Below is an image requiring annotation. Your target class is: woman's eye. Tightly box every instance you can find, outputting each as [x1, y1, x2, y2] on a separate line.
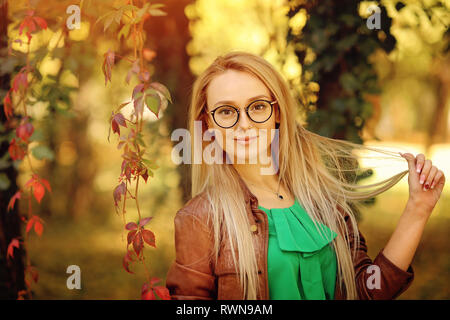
[253, 104, 266, 111]
[218, 108, 234, 116]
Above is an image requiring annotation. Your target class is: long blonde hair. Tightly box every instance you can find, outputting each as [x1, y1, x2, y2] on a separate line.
[188, 51, 408, 299]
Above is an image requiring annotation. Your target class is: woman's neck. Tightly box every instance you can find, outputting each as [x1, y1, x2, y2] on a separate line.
[232, 159, 280, 190]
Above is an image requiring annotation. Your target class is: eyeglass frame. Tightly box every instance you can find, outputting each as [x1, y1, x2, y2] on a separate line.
[206, 99, 277, 129]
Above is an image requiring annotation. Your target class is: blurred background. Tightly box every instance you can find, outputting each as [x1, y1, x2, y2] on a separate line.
[0, 0, 448, 299]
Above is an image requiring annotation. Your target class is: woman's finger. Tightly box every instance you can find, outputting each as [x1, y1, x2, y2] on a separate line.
[431, 170, 444, 189]
[424, 166, 437, 191]
[400, 152, 420, 184]
[416, 153, 426, 173]
[419, 159, 432, 185]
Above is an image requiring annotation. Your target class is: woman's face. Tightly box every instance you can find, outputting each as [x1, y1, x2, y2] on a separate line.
[205, 69, 279, 164]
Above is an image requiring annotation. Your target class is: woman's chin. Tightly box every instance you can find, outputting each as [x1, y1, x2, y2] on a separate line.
[227, 150, 269, 165]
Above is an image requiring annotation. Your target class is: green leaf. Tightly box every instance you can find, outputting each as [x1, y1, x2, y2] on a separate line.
[31, 145, 55, 161]
[150, 82, 172, 103]
[145, 90, 161, 116]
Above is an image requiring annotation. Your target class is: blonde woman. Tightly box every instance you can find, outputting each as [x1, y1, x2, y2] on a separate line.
[165, 51, 446, 300]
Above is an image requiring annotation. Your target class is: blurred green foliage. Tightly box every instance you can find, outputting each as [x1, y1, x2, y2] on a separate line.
[287, 0, 396, 144]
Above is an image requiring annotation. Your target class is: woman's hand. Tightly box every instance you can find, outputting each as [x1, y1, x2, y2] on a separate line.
[400, 152, 446, 216]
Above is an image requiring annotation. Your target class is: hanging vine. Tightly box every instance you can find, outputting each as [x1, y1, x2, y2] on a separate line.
[98, 0, 172, 300]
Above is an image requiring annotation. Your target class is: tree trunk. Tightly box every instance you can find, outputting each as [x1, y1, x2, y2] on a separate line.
[0, 0, 26, 299]
[144, 0, 194, 203]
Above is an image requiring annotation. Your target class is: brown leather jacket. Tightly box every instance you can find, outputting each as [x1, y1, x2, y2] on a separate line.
[165, 177, 415, 300]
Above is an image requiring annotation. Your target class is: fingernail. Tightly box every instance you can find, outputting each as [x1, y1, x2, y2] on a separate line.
[420, 175, 425, 184]
[425, 183, 430, 190]
[416, 165, 422, 173]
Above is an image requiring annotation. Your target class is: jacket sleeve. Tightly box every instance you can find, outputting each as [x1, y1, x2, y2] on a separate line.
[165, 209, 217, 300]
[343, 212, 415, 300]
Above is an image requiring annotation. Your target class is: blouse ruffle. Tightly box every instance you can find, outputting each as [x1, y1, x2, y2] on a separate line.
[259, 198, 338, 300]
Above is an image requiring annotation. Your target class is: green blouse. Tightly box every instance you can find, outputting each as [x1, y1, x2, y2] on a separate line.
[258, 198, 338, 300]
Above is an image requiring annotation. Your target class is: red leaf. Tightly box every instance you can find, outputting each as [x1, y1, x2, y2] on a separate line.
[113, 113, 127, 127]
[3, 91, 13, 121]
[33, 182, 45, 203]
[7, 238, 20, 260]
[8, 138, 26, 161]
[132, 231, 143, 255]
[40, 178, 51, 193]
[25, 174, 48, 204]
[124, 166, 132, 181]
[7, 191, 21, 212]
[150, 277, 161, 286]
[125, 222, 138, 231]
[122, 250, 135, 274]
[16, 121, 34, 142]
[113, 182, 126, 207]
[34, 220, 43, 237]
[139, 217, 152, 227]
[111, 113, 127, 136]
[127, 230, 137, 245]
[26, 218, 34, 234]
[142, 229, 155, 248]
[141, 283, 155, 300]
[141, 169, 149, 183]
[25, 216, 44, 236]
[111, 118, 120, 135]
[33, 16, 47, 30]
[12, 71, 28, 93]
[102, 49, 115, 85]
[153, 286, 171, 300]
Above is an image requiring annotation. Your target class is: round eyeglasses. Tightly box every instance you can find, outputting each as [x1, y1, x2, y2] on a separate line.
[207, 99, 276, 129]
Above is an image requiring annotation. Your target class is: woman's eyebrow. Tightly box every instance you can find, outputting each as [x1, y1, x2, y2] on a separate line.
[213, 94, 270, 107]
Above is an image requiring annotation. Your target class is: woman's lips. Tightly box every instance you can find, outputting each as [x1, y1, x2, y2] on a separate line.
[234, 136, 258, 145]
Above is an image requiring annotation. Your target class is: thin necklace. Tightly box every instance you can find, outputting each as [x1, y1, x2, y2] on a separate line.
[246, 179, 284, 200]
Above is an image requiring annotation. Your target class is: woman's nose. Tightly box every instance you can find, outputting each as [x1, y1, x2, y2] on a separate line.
[237, 110, 252, 130]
